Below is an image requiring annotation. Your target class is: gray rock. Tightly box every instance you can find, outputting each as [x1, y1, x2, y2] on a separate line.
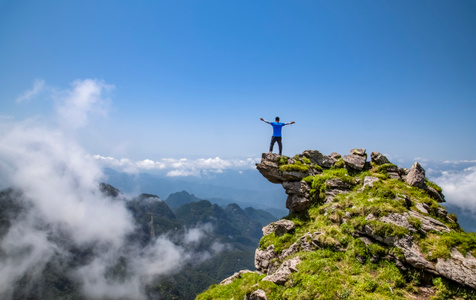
[246, 289, 267, 300]
[256, 152, 310, 186]
[343, 154, 367, 170]
[408, 211, 450, 233]
[396, 236, 437, 273]
[406, 163, 445, 201]
[329, 152, 341, 159]
[379, 213, 412, 231]
[370, 151, 391, 165]
[350, 148, 367, 156]
[286, 194, 312, 212]
[280, 242, 301, 259]
[436, 249, 476, 289]
[256, 153, 282, 184]
[262, 219, 296, 237]
[263, 257, 301, 285]
[427, 186, 445, 203]
[362, 176, 379, 189]
[299, 231, 322, 251]
[415, 203, 429, 214]
[437, 207, 448, 218]
[282, 180, 310, 198]
[406, 162, 427, 189]
[325, 178, 352, 189]
[254, 245, 277, 273]
[281, 170, 310, 182]
[324, 189, 349, 203]
[302, 150, 336, 168]
[323, 178, 352, 202]
[220, 270, 253, 285]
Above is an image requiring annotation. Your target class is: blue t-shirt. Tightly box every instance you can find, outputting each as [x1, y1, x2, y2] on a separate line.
[271, 122, 285, 137]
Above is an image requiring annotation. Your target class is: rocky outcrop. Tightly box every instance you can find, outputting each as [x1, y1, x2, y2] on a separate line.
[436, 249, 476, 289]
[262, 219, 295, 237]
[249, 149, 474, 294]
[302, 150, 335, 168]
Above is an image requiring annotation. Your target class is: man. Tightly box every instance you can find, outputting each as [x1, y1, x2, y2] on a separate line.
[260, 117, 295, 155]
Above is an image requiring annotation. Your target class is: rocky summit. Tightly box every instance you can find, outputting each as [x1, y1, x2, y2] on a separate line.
[198, 149, 476, 300]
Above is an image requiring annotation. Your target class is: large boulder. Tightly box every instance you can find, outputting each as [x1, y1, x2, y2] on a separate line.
[343, 149, 367, 170]
[302, 150, 335, 168]
[286, 195, 312, 212]
[282, 181, 312, 212]
[256, 153, 310, 183]
[282, 181, 310, 198]
[370, 151, 391, 165]
[351, 148, 367, 156]
[436, 249, 476, 289]
[406, 162, 426, 189]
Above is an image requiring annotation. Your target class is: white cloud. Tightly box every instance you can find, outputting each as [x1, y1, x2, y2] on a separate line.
[55, 79, 113, 129]
[434, 166, 476, 213]
[15, 79, 45, 103]
[93, 155, 260, 176]
[442, 159, 476, 164]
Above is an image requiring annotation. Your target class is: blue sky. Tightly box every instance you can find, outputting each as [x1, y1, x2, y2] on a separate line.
[1, 0, 475, 163]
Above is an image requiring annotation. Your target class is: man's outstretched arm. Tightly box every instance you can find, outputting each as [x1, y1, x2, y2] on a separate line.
[285, 121, 295, 125]
[260, 118, 271, 124]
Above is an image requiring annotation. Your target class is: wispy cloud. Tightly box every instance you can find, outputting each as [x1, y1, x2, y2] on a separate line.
[55, 79, 113, 129]
[93, 154, 260, 176]
[434, 166, 476, 214]
[15, 79, 45, 103]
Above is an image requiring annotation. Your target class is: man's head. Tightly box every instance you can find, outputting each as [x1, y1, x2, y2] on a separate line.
[275, 117, 280, 122]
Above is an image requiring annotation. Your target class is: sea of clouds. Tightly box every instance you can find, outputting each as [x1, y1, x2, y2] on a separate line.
[0, 79, 223, 299]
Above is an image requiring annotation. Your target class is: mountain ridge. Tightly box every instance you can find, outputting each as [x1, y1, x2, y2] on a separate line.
[0, 184, 277, 300]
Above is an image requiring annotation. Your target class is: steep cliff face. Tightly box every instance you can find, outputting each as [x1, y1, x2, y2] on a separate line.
[198, 149, 476, 300]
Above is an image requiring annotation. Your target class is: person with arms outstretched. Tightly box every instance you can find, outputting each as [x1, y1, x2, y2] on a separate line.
[260, 117, 295, 155]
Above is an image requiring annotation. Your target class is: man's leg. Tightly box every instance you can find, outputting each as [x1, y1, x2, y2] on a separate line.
[269, 136, 276, 153]
[277, 137, 282, 155]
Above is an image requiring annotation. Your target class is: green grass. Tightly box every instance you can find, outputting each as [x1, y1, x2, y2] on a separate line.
[259, 232, 296, 253]
[277, 155, 289, 165]
[279, 160, 310, 173]
[196, 272, 263, 300]
[421, 231, 476, 259]
[426, 178, 443, 193]
[368, 220, 409, 238]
